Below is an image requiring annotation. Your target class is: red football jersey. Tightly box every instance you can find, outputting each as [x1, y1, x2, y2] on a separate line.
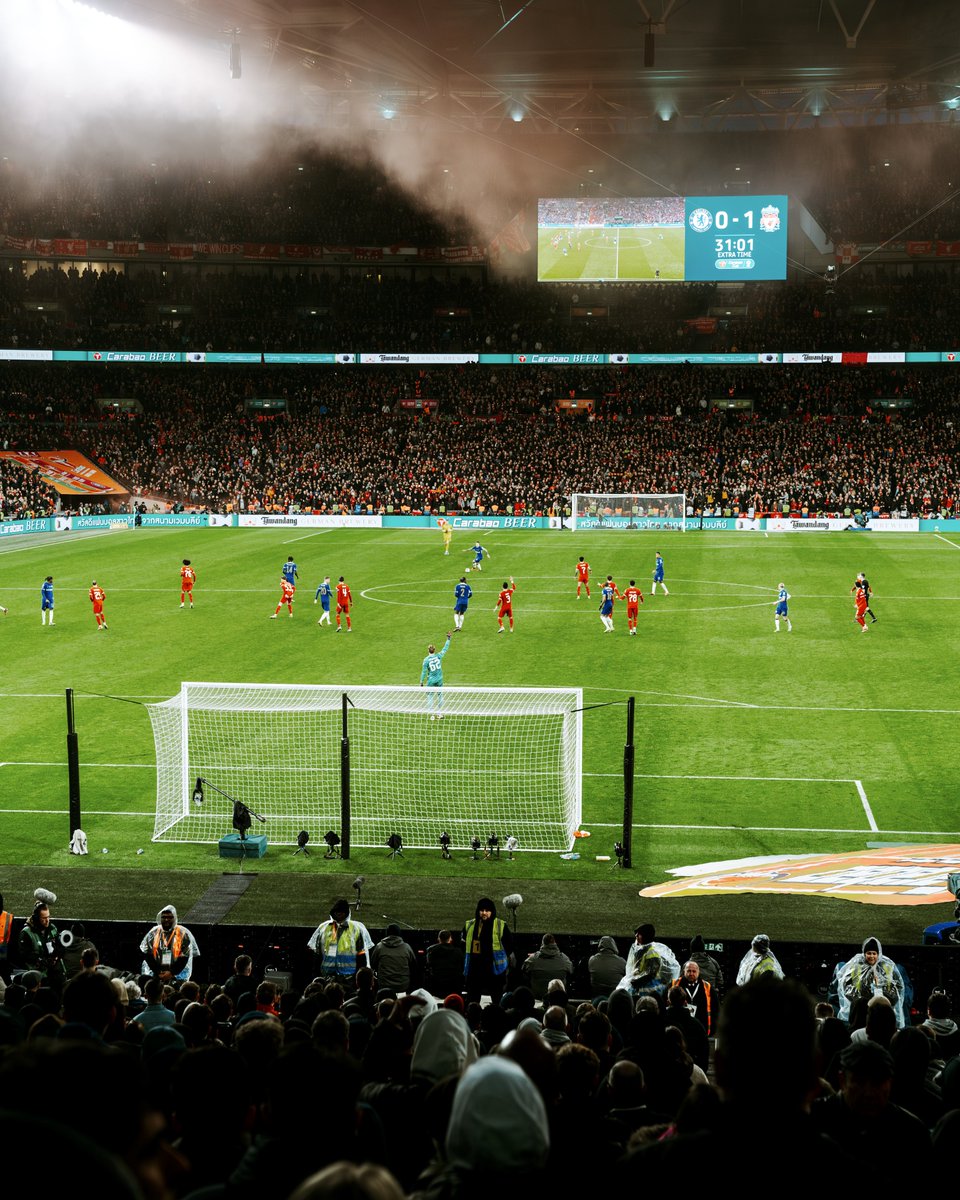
[336, 582, 352, 607]
[576, 560, 590, 581]
[181, 566, 196, 586]
[89, 585, 105, 605]
[625, 586, 643, 608]
[497, 584, 516, 609]
[281, 580, 295, 600]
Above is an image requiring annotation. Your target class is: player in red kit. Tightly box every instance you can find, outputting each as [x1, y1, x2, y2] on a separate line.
[495, 577, 516, 633]
[624, 579, 645, 635]
[271, 579, 296, 619]
[575, 556, 591, 599]
[853, 581, 869, 633]
[89, 581, 107, 629]
[336, 576, 353, 632]
[180, 559, 196, 609]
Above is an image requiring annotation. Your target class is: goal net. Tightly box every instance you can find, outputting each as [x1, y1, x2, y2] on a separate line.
[569, 493, 686, 532]
[146, 683, 583, 853]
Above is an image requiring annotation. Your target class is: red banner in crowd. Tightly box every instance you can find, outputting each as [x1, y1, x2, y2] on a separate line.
[2, 232, 487, 264]
[0, 450, 127, 495]
[243, 243, 281, 259]
[685, 317, 718, 333]
[906, 240, 933, 255]
[195, 243, 244, 256]
[937, 240, 960, 256]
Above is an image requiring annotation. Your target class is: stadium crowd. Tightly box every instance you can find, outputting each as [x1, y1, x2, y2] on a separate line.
[6, 267, 960, 356]
[0, 914, 956, 1197]
[1, 365, 957, 520]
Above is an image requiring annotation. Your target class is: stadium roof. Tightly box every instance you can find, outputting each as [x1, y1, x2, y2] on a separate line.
[93, 0, 960, 133]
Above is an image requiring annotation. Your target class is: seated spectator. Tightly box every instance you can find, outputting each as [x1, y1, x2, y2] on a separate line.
[588, 935, 627, 995]
[521, 934, 573, 1001]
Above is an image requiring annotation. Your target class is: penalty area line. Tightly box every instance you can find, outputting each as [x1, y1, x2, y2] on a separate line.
[587, 819, 960, 837]
[935, 533, 960, 550]
[856, 779, 879, 832]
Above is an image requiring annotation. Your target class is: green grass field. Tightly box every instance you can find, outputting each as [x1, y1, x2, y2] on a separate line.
[537, 226, 685, 281]
[1, 524, 957, 911]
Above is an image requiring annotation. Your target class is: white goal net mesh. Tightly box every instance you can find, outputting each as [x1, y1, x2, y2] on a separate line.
[146, 683, 583, 853]
[570, 493, 686, 531]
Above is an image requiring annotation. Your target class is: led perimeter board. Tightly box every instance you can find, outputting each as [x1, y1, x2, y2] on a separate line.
[537, 195, 788, 283]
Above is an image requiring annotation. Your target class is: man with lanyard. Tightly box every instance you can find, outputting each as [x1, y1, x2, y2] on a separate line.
[307, 898, 373, 990]
[677, 959, 714, 1035]
[140, 904, 200, 982]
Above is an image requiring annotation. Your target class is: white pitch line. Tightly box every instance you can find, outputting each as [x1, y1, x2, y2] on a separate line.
[282, 530, 334, 544]
[935, 533, 960, 550]
[0, 809, 150, 817]
[855, 779, 879, 832]
[0, 761, 153, 768]
[585, 771, 859, 782]
[587, 820, 960, 836]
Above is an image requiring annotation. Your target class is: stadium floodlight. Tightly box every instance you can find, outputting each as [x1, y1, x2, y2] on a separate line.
[323, 830, 341, 858]
[439, 832, 452, 860]
[386, 833, 404, 859]
[146, 683, 582, 852]
[569, 493, 686, 532]
[294, 830, 310, 857]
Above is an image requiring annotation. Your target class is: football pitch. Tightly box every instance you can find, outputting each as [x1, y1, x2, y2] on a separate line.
[537, 226, 684, 281]
[1, 524, 957, 915]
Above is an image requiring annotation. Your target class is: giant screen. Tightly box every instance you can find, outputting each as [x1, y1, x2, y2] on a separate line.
[537, 195, 788, 282]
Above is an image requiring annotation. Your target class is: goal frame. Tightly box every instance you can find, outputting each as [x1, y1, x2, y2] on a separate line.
[146, 682, 583, 854]
[569, 492, 686, 532]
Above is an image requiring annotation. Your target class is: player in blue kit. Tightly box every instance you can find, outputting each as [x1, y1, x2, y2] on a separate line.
[41, 576, 55, 626]
[281, 556, 298, 585]
[468, 543, 490, 572]
[453, 576, 473, 630]
[599, 580, 617, 632]
[315, 575, 332, 626]
[420, 632, 453, 719]
[774, 582, 792, 632]
[652, 551, 669, 595]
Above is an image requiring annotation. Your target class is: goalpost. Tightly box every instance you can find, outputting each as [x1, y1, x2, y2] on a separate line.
[146, 683, 583, 853]
[569, 493, 687, 532]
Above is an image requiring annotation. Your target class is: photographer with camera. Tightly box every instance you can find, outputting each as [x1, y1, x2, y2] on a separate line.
[18, 900, 66, 993]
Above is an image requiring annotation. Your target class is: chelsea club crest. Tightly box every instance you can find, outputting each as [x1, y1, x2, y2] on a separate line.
[688, 207, 713, 233]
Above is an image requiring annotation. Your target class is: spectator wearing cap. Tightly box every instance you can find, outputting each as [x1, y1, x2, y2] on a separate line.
[812, 1039, 931, 1166]
[521, 934, 573, 1002]
[371, 924, 418, 994]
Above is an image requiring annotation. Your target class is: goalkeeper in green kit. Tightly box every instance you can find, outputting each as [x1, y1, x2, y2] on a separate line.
[420, 632, 453, 720]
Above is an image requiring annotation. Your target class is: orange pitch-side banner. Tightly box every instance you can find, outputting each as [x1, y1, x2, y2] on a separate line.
[0, 450, 127, 495]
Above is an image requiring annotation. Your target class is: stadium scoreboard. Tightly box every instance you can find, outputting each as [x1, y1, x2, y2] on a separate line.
[537, 194, 788, 283]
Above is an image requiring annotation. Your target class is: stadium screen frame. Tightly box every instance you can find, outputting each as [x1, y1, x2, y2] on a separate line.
[536, 195, 788, 283]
